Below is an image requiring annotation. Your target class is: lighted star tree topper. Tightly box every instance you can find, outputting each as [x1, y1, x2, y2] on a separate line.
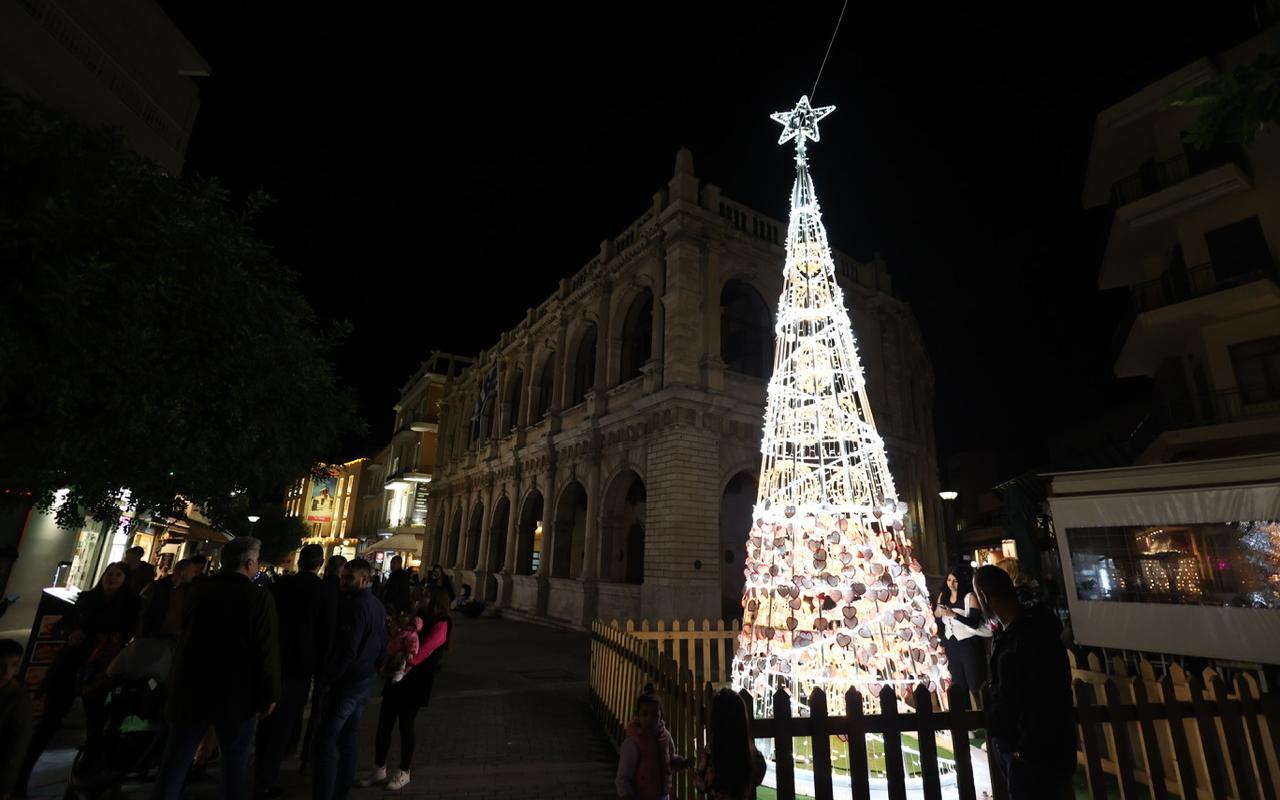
[732, 97, 950, 716]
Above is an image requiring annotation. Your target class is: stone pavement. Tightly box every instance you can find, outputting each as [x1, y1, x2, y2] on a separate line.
[27, 615, 618, 799]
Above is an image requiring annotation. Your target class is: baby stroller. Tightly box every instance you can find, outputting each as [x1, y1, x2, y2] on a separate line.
[64, 635, 173, 800]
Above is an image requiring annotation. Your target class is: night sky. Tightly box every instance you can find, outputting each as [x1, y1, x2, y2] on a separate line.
[163, 2, 1266, 476]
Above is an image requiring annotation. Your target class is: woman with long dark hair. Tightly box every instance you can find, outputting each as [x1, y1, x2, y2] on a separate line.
[934, 568, 990, 705]
[356, 584, 453, 791]
[693, 689, 766, 799]
[15, 562, 140, 792]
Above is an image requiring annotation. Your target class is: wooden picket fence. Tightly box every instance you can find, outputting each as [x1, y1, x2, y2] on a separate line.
[1066, 651, 1280, 800]
[590, 619, 1280, 800]
[610, 618, 740, 690]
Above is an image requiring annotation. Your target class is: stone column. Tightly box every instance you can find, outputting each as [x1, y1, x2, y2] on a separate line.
[642, 405, 721, 622]
[645, 253, 666, 394]
[473, 478, 496, 601]
[518, 345, 535, 429]
[500, 477, 522, 607]
[700, 240, 727, 391]
[660, 232, 705, 388]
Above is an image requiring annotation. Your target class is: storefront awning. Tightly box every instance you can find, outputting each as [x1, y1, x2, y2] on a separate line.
[156, 516, 233, 544]
[361, 532, 422, 556]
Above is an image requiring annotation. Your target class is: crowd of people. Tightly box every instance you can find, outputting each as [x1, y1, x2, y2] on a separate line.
[0, 536, 1078, 800]
[1, 542, 454, 800]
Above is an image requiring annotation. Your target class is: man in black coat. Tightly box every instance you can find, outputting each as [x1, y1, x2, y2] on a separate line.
[311, 558, 388, 800]
[974, 564, 1076, 799]
[254, 544, 334, 797]
[151, 537, 280, 800]
[300, 553, 348, 769]
[379, 555, 413, 613]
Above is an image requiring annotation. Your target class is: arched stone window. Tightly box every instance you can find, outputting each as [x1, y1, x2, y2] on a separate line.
[464, 502, 484, 569]
[569, 325, 597, 407]
[720, 280, 773, 379]
[552, 482, 588, 579]
[516, 491, 544, 574]
[602, 470, 646, 584]
[488, 496, 511, 572]
[719, 471, 758, 622]
[617, 291, 653, 385]
[503, 368, 524, 433]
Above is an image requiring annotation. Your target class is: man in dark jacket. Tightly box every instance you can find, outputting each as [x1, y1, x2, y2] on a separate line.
[138, 557, 201, 636]
[974, 564, 1076, 799]
[152, 537, 280, 800]
[312, 557, 388, 800]
[254, 544, 334, 797]
[379, 555, 413, 613]
[300, 553, 349, 769]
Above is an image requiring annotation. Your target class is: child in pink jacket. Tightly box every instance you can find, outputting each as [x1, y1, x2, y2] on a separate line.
[385, 610, 421, 683]
[616, 684, 687, 800]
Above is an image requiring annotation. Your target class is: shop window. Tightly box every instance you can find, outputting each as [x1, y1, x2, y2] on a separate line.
[1066, 521, 1280, 608]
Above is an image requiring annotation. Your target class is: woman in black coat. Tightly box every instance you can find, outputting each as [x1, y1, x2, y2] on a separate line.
[16, 562, 140, 792]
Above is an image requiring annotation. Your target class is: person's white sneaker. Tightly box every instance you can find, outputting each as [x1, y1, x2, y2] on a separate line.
[386, 769, 411, 790]
[356, 766, 387, 787]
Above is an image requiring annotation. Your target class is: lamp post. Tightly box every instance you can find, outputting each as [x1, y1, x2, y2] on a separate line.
[247, 515, 260, 538]
[938, 491, 958, 569]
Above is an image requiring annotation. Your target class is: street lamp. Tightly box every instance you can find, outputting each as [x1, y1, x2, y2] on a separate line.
[938, 491, 959, 568]
[247, 515, 260, 537]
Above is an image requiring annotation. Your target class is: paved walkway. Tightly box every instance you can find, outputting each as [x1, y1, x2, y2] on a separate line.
[27, 615, 618, 799]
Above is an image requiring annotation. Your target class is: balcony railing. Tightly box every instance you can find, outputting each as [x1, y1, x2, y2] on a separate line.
[1109, 147, 1248, 208]
[1155, 385, 1280, 430]
[1130, 262, 1277, 312]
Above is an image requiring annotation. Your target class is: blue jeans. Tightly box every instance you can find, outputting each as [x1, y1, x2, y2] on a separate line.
[311, 675, 373, 800]
[151, 716, 256, 800]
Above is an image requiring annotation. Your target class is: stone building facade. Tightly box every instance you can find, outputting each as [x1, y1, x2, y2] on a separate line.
[427, 149, 943, 627]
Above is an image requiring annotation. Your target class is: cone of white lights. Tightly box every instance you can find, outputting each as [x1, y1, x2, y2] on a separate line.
[732, 97, 949, 718]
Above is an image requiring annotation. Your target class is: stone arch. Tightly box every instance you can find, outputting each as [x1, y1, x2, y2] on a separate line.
[567, 324, 597, 407]
[533, 351, 556, 420]
[615, 290, 653, 386]
[516, 489, 545, 574]
[428, 508, 447, 565]
[551, 480, 588, 579]
[445, 504, 464, 568]
[719, 470, 758, 623]
[720, 279, 773, 379]
[488, 494, 511, 572]
[464, 500, 484, 569]
[600, 468, 646, 584]
[502, 366, 524, 433]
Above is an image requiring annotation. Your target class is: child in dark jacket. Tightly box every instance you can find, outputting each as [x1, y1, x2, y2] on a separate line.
[615, 684, 687, 800]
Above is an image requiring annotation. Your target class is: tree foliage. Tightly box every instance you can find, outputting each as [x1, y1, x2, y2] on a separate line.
[0, 92, 364, 531]
[1177, 48, 1280, 149]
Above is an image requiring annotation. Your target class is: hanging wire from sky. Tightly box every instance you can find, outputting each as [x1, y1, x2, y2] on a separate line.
[811, 0, 851, 103]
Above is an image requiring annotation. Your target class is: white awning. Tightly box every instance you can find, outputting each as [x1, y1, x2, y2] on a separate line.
[361, 532, 422, 556]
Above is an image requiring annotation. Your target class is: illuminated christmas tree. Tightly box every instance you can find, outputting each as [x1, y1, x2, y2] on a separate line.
[732, 97, 948, 715]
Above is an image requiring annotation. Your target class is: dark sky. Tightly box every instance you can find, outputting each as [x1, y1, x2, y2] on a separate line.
[163, 1, 1266, 475]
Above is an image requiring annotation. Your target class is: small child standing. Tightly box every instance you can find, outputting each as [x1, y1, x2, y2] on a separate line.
[615, 684, 686, 800]
[385, 610, 422, 683]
